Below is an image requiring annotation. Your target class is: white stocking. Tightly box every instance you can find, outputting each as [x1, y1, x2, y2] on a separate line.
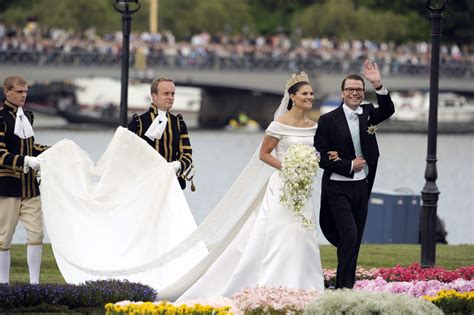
[27, 245, 42, 284]
[0, 250, 11, 284]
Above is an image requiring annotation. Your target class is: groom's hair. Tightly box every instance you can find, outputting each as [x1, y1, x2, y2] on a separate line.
[341, 74, 365, 90]
[150, 77, 175, 94]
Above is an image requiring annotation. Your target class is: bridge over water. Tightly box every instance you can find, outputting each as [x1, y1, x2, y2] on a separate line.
[3, 65, 473, 127]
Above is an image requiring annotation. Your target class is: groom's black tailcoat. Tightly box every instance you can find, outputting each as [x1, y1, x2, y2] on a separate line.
[314, 93, 394, 287]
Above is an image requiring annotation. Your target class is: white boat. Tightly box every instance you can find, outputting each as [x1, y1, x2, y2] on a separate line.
[319, 91, 474, 133]
[57, 77, 201, 127]
[390, 91, 474, 123]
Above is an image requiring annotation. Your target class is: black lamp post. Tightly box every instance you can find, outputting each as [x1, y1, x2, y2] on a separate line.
[421, 0, 448, 267]
[114, 0, 141, 127]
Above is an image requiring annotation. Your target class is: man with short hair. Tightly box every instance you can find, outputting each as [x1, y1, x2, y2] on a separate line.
[315, 60, 395, 289]
[128, 77, 194, 190]
[0, 75, 48, 284]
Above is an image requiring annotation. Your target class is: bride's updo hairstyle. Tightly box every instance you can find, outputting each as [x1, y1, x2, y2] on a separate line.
[287, 81, 310, 110]
[285, 71, 310, 110]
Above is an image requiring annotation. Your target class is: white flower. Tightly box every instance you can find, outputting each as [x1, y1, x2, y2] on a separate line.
[279, 143, 320, 230]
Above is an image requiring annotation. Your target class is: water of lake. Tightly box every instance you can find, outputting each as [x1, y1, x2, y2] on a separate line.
[11, 122, 473, 245]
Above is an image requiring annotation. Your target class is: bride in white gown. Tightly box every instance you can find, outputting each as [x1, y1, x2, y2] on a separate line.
[176, 73, 324, 300]
[37, 72, 330, 300]
[179, 72, 326, 300]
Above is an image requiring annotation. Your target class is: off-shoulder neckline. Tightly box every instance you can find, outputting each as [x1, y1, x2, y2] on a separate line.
[272, 121, 317, 129]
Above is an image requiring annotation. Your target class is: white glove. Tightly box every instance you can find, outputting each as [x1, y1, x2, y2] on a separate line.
[24, 156, 41, 173]
[168, 161, 181, 173]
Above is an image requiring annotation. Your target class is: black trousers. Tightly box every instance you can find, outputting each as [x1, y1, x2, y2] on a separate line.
[326, 179, 368, 289]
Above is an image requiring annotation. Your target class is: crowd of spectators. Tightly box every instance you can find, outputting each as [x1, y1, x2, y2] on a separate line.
[0, 22, 472, 77]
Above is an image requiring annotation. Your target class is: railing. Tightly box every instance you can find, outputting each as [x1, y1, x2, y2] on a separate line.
[0, 50, 472, 78]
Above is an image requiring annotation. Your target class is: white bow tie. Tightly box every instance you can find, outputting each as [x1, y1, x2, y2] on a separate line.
[14, 106, 35, 139]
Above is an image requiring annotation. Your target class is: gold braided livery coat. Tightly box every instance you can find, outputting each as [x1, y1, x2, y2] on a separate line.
[0, 101, 49, 198]
[128, 103, 193, 190]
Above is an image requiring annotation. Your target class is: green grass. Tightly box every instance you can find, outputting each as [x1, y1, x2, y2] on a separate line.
[8, 244, 474, 283]
[10, 244, 65, 284]
[321, 244, 474, 270]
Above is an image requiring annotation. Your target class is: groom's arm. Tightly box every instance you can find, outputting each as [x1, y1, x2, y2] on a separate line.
[369, 93, 395, 125]
[315, 115, 353, 177]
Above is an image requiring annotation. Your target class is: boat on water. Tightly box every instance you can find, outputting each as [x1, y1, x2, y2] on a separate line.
[55, 77, 202, 128]
[319, 91, 474, 133]
[0, 80, 76, 115]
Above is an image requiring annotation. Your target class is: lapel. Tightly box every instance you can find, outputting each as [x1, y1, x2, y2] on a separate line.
[332, 106, 354, 151]
[359, 105, 369, 152]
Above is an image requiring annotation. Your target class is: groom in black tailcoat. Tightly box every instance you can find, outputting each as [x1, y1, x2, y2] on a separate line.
[314, 60, 395, 289]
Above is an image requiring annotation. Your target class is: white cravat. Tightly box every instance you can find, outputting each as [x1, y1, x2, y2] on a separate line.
[145, 109, 168, 141]
[14, 106, 35, 139]
[349, 106, 363, 119]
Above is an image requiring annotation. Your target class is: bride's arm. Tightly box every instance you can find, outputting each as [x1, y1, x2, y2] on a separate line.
[259, 135, 281, 170]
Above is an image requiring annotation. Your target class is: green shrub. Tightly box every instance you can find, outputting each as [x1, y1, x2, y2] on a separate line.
[304, 289, 443, 315]
[0, 280, 157, 313]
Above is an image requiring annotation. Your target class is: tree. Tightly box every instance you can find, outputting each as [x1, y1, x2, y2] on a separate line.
[0, 0, 119, 34]
[294, 0, 426, 43]
[0, 0, 471, 44]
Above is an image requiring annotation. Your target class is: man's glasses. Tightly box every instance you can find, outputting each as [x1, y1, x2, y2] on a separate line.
[344, 88, 365, 94]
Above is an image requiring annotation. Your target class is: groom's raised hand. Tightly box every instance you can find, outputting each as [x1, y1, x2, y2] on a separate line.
[362, 59, 383, 90]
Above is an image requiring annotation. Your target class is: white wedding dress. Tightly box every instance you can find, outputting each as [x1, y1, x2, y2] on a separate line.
[37, 123, 324, 300]
[38, 127, 208, 291]
[178, 121, 324, 300]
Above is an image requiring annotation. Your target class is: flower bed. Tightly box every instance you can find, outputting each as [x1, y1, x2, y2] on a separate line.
[323, 263, 474, 287]
[233, 286, 319, 314]
[324, 266, 378, 287]
[423, 289, 474, 314]
[0, 280, 156, 313]
[376, 263, 474, 282]
[305, 289, 442, 315]
[355, 277, 474, 298]
[105, 300, 233, 315]
[3, 264, 471, 314]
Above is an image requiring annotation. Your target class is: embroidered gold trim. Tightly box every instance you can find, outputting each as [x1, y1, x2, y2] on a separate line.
[0, 169, 21, 178]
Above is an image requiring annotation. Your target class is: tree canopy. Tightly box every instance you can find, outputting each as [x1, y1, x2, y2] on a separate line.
[0, 0, 471, 44]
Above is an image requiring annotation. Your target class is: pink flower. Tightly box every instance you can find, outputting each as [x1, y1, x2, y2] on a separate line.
[232, 286, 320, 313]
[355, 277, 474, 298]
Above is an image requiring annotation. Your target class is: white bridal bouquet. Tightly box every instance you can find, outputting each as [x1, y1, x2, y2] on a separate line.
[279, 143, 320, 230]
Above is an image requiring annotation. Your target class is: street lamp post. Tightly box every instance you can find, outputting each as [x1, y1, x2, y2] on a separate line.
[421, 0, 448, 267]
[114, 0, 141, 127]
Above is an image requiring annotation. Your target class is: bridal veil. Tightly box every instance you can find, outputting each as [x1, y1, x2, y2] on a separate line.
[39, 84, 297, 300]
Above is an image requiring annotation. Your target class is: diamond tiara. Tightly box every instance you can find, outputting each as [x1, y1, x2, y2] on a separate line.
[285, 71, 309, 90]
